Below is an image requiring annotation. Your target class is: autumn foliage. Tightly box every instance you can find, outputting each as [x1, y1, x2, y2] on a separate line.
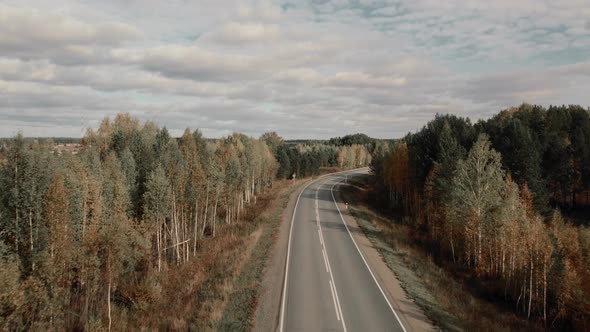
[0, 114, 279, 330]
[371, 105, 590, 329]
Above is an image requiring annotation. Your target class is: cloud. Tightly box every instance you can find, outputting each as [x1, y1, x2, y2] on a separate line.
[326, 71, 407, 89]
[274, 68, 321, 84]
[237, 1, 283, 21]
[207, 22, 280, 44]
[0, 0, 589, 138]
[0, 4, 140, 64]
[454, 62, 590, 107]
[111, 45, 264, 82]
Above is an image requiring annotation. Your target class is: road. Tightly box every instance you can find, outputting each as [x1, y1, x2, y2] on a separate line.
[279, 170, 406, 332]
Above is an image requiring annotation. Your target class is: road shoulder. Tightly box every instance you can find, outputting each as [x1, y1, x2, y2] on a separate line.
[334, 182, 436, 332]
[252, 178, 311, 332]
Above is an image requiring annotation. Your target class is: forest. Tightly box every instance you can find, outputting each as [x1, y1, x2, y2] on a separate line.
[0, 114, 372, 330]
[370, 104, 590, 329]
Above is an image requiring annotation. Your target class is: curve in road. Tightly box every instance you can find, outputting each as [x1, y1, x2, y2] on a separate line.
[279, 170, 406, 332]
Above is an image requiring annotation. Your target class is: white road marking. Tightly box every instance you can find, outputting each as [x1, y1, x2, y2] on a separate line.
[316, 185, 347, 332]
[330, 175, 408, 332]
[332, 277, 345, 327]
[322, 248, 329, 272]
[329, 280, 340, 321]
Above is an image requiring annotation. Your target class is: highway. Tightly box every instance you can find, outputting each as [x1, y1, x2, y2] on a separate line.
[279, 170, 406, 332]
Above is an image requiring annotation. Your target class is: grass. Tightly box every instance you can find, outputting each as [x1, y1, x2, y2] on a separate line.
[340, 174, 540, 332]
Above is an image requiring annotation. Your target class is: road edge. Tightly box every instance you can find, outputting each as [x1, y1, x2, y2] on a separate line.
[251, 178, 310, 332]
[332, 174, 436, 332]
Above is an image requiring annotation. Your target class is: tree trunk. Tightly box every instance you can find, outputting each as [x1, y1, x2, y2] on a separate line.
[82, 198, 87, 239]
[212, 189, 219, 237]
[201, 182, 210, 237]
[173, 191, 180, 265]
[528, 257, 533, 318]
[163, 223, 167, 263]
[193, 199, 198, 256]
[573, 190, 576, 209]
[107, 251, 112, 332]
[14, 160, 19, 255]
[225, 198, 229, 225]
[477, 219, 482, 269]
[15, 208, 19, 255]
[29, 210, 35, 271]
[543, 261, 547, 323]
[157, 227, 161, 272]
[237, 194, 241, 223]
[182, 208, 188, 263]
[450, 227, 456, 264]
[502, 246, 506, 276]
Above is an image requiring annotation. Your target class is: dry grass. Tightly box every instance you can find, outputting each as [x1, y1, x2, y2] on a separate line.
[216, 179, 308, 331]
[117, 179, 303, 331]
[209, 228, 263, 325]
[341, 175, 542, 332]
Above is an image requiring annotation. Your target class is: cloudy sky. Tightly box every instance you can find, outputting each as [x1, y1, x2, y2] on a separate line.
[0, 0, 589, 138]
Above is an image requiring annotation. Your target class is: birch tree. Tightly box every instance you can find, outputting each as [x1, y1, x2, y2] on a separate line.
[447, 134, 504, 270]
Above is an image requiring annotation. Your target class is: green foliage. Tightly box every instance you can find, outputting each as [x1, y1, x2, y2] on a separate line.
[143, 166, 171, 229]
[328, 133, 373, 146]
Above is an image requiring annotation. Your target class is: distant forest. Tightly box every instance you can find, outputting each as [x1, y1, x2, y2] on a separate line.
[370, 104, 590, 329]
[0, 137, 81, 145]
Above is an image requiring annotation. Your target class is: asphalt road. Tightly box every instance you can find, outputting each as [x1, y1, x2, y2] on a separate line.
[280, 170, 406, 332]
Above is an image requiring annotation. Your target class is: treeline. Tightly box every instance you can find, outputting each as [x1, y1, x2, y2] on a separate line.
[262, 132, 373, 179]
[0, 113, 277, 330]
[0, 137, 81, 145]
[328, 133, 375, 146]
[371, 104, 590, 329]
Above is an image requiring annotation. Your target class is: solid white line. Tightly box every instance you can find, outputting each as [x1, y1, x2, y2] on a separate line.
[279, 168, 366, 332]
[322, 248, 329, 272]
[329, 280, 340, 321]
[329, 175, 408, 332]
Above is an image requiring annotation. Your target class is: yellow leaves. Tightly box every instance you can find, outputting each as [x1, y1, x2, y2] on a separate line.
[336, 144, 371, 169]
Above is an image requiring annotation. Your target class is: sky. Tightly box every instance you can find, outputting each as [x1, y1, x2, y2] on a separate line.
[0, 0, 589, 139]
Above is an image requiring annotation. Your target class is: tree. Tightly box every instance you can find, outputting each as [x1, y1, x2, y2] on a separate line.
[260, 131, 283, 155]
[143, 166, 171, 271]
[44, 173, 73, 328]
[447, 134, 505, 269]
[483, 111, 548, 211]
